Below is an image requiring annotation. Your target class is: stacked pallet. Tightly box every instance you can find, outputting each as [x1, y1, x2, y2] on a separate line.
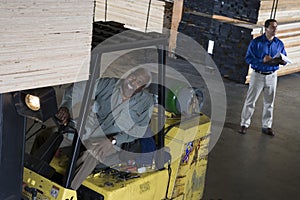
[184, 0, 300, 25]
[184, 0, 261, 24]
[0, 0, 94, 93]
[183, 0, 214, 15]
[94, 0, 167, 33]
[178, 13, 258, 83]
[178, 0, 300, 83]
[258, 0, 300, 25]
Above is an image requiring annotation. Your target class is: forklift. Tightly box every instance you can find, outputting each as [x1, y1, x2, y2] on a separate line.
[19, 21, 211, 200]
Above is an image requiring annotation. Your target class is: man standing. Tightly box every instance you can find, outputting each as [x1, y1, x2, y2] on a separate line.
[239, 19, 287, 136]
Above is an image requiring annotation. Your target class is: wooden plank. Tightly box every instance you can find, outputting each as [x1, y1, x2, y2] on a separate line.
[257, 10, 300, 24]
[260, 0, 300, 10]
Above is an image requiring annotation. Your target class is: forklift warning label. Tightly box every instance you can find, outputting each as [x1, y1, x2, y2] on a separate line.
[140, 181, 150, 193]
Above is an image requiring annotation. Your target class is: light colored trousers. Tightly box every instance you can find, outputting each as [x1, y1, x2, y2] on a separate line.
[240, 71, 277, 128]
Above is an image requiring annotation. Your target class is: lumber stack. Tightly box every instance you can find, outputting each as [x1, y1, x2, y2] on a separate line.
[0, 0, 94, 93]
[178, 0, 300, 83]
[94, 0, 167, 33]
[184, 0, 300, 25]
[258, 0, 300, 25]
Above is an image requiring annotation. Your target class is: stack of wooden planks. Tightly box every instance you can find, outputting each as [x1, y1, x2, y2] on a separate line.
[258, 0, 300, 25]
[94, 0, 167, 33]
[0, 0, 94, 93]
[177, 0, 300, 83]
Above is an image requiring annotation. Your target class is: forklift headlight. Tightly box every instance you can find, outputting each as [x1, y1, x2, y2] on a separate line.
[13, 87, 58, 122]
[25, 94, 40, 111]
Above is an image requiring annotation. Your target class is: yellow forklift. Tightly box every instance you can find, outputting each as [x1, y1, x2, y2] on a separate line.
[19, 21, 211, 200]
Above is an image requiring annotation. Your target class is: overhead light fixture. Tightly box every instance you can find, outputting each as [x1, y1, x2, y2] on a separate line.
[13, 87, 58, 123]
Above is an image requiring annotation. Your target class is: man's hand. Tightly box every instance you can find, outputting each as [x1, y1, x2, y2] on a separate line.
[55, 107, 70, 126]
[263, 55, 273, 63]
[84, 138, 117, 162]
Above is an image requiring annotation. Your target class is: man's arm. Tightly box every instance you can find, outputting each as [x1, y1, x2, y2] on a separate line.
[56, 81, 87, 125]
[245, 40, 265, 66]
[55, 84, 73, 125]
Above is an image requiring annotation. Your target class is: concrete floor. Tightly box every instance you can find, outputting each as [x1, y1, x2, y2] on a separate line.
[202, 72, 300, 200]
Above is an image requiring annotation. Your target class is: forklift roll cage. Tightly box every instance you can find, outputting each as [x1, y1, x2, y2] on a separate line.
[63, 22, 169, 189]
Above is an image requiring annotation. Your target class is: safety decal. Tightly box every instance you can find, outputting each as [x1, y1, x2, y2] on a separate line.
[182, 142, 193, 163]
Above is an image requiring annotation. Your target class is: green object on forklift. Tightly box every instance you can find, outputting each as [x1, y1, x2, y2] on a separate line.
[165, 82, 188, 115]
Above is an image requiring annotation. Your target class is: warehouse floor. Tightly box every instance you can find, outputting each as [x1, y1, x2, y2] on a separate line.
[202, 72, 300, 200]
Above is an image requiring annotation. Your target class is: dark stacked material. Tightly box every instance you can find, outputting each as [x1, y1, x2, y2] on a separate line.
[178, 13, 253, 83]
[183, 0, 214, 15]
[179, 0, 300, 83]
[92, 21, 128, 49]
[180, 0, 262, 83]
[213, 0, 260, 24]
[184, 0, 261, 24]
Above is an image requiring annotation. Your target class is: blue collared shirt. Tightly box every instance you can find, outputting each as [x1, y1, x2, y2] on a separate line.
[245, 33, 287, 72]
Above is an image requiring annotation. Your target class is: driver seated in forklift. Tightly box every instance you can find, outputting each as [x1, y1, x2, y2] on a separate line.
[31, 67, 157, 190]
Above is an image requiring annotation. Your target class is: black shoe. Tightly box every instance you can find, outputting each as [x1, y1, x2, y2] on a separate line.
[239, 126, 247, 134]
[262, 128, 275, 136]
